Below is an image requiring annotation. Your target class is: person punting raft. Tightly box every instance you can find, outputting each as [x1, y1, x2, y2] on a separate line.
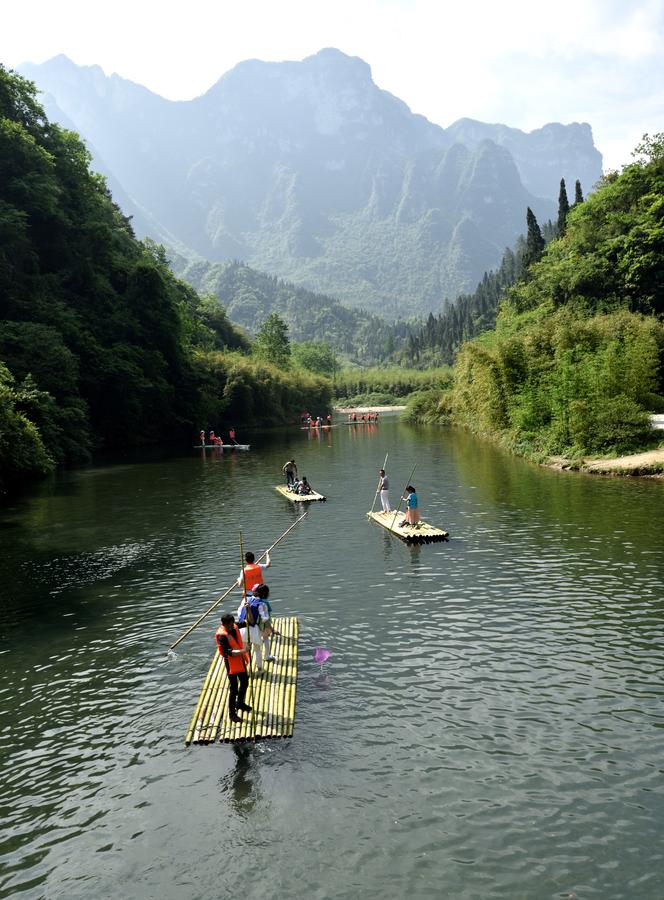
[366, 470, 449, 543]
[236, 549, 271, 594]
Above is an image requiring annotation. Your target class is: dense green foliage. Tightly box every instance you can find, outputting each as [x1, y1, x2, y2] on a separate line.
[176, 259, 407, 363]
[334, 367, 452, 406]
[408, 137, 664, 459]
[195, 351, 330, 429]
[0, 67, 330, 494]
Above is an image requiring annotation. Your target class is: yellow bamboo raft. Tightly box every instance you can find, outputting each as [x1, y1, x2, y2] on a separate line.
[185, 616, 299, 746]
[366, 510, 449, 543]
[275, 485, 326, 502]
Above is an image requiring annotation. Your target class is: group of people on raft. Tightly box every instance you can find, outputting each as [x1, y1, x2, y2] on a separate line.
[281, 459, 315, 495]
[301, 413, 332, 428]
[347, 412, 380, 423]
[198, 428, 239, 447]
[215, 549, 276, 723]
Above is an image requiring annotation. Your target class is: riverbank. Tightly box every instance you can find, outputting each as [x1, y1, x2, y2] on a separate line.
[548, 448, 664, 478]
[333, 404, 406, 416]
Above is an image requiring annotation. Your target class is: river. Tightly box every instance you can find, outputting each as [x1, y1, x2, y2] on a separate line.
[1, 419, 663, 899]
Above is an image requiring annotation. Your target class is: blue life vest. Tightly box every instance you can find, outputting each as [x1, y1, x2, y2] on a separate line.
[238, 594, 272, 625]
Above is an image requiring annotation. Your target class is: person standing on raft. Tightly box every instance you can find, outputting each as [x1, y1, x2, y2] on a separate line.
[229, 427, 237, 445]
[236, 584, 276, 670]
[215, 613, 251, 723]
[378, 468, 391, 512]
[282, 459, 297, 487]
[237, 550, 271, 594]
[399, 485, 420, 528]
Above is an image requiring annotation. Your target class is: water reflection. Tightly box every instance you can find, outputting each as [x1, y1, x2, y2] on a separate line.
[218, 745, 261, 817]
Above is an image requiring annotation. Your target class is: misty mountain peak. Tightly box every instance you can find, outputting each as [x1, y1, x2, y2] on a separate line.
[19, 51, 603, 316]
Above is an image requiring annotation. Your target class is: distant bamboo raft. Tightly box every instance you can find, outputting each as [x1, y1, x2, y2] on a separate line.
[275, 485, 326, 502]
[366, 511, 449, 543]
[185, 616, 299, 746]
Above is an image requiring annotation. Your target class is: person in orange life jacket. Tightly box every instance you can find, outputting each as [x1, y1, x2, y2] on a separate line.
[229, 427, 237, 444]
[216, 613, 251, 723]
[236, 584, 275, 670]
[326, 414, 332, 425]
[236, 550, 271, 594]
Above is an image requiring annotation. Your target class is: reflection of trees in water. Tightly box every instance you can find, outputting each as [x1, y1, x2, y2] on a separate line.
[218, 745, 261, 816]
[451, 426, 658, 543]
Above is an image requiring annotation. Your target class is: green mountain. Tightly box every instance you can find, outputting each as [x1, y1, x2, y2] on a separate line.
[19, 50, 602, 318]
[176, 257, 401, 363]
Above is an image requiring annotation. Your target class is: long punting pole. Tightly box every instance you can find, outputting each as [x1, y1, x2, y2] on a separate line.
[370, 452, 389, 514]
[239, 530, 257, 741]
[390, 463, 418, 532]
[168, 512, 307, 652]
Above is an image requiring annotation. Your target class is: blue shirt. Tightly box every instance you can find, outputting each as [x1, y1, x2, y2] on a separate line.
[407, 491, 418, 509]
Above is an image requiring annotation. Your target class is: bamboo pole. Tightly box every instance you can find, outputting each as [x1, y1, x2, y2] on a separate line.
[185, 653, 219, 746]
[285, 617, 298, 737]
[390, 463, 418, 532]
[168, 512, 307, 652]
[192, 655, 222, 743]
[370, 452, 389, 514]
[263, 619, 280, 738]
[239, 530, 257, 742]
[208, 670, 229, 743]
[203, 658, 228, 743]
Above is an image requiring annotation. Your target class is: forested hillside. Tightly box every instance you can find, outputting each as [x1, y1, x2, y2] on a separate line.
[407, 137, 664, 460]
[177, 258, 405, 363]
[0, 66, 330, 493]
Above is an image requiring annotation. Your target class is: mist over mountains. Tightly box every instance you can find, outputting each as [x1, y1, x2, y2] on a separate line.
[19, 49, 603, 318]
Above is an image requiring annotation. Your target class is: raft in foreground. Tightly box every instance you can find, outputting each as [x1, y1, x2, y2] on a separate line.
[185, 616, 298, 746]
[275, 485, 327, 502]
[366, 510, 449, 543]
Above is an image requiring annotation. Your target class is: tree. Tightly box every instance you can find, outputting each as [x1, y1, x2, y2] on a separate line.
[291, 341, 337, 377]
[253, 312, 291, 368]
[574, 180, 584, 206]
[557, 178, 570, 236]
[523, 207, 545, 271]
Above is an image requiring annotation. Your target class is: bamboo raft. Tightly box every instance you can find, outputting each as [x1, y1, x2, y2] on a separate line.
[275, 485, 327, 502]
[185, 616, 298, 746]
[366, 510, 449, 543]
[194, 444, 250, 450]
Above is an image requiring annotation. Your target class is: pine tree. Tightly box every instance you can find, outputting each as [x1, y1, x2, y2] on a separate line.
[574, 180, 584, 205]
[524, 207, 545, 271]
[557, 178, 570, 236]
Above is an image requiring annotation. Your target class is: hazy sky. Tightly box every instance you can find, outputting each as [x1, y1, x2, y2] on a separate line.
[2, 0, 663, 170]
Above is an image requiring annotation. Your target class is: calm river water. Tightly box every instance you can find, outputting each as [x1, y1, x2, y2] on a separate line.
[1, 419, 663, 900]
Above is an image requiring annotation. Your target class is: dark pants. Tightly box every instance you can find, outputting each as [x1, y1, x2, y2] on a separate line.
[228, 671, 248, 714]
[285, 471, 294, 486]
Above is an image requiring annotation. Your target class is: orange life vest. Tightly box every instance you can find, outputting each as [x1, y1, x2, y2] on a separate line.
[216, 624, 246, 674]
[243, 562, 264, 592]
